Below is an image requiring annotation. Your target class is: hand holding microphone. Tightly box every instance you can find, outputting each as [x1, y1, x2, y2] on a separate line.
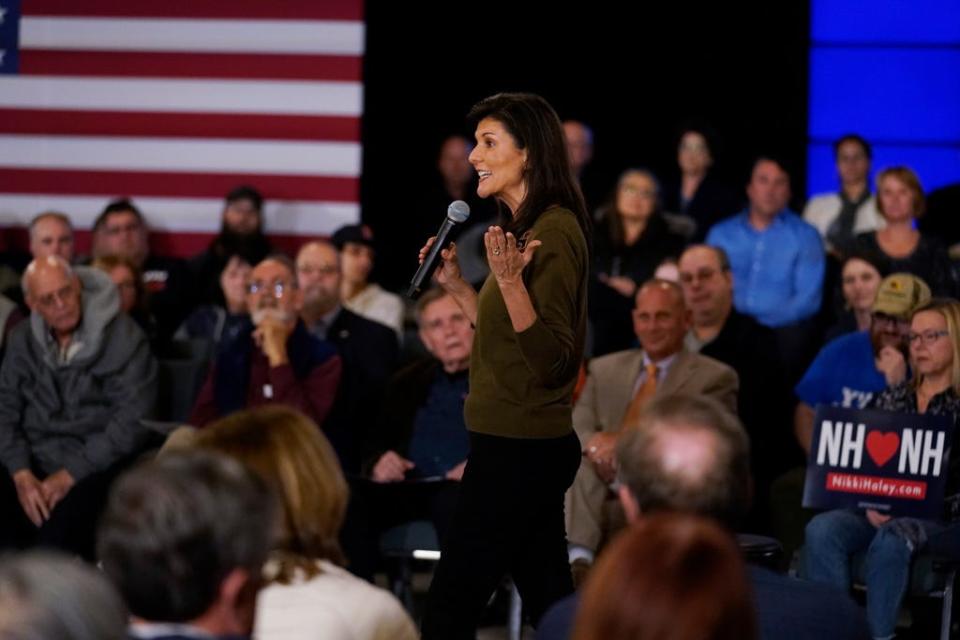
[408, 200, 471, 299]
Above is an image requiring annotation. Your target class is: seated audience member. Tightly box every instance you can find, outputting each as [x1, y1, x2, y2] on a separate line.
[853, 166, 956, 296]
[0, 551, 128, 640]
[572, 513, 757, 640]
[296, 240, 398, 473]
[189, 256, 340, 428]
[0, 257, 157, 559]
[706, 156, 825, 384]
[707, 157, 825, 329]
[567, 280, 738, 577]
[189, 185, 272, 307]
[678, 245, 795, 527]
[92, 254, 156, 340]
[794, 273, 930, 455]
[562, 120, 604, 212]
[29, 211, 75, 262]
[401, 134, 496, 292]
[804, 298, 960, 640]
[662, 125, 742, 241]
[824, 251, 885, 343]
[538, 395, 870, 640]
[2, 210, 76, 309]
[803, 134, 883, 255]
[589, 169, 686, 356]
[333, 224, 405, 339]
[350, 288, 474, 577]
[176, 253, 253, 352]
[98, 450, 275, 640]
[193, 406, 419, 640]
[91, 198, 191, 341]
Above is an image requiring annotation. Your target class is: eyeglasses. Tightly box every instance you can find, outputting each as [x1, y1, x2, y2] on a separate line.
[908, 330, 949, 346]
[246, 279, 296, 298]
[34, 284, 77, 309]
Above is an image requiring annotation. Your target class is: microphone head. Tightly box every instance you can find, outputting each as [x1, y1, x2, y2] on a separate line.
[446, 200, 471, 224]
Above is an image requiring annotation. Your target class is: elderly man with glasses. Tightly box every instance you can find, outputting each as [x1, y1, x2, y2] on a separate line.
[189, 255, 341, 428]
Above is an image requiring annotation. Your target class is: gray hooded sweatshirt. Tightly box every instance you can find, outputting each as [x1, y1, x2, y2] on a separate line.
[0, 267, 157, 481]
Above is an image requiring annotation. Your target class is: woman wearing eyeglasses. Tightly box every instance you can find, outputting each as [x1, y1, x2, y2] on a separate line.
[589, 168, 686, 356]
[804, 298, 960, 639]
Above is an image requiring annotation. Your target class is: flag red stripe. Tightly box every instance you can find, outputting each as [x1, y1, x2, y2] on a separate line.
[19, 50, 363, 82]
[2, 227, 326, 259]
[21, 0, 363, 21]
[0, 109, 361, 142]
[0, 168, 359, 201]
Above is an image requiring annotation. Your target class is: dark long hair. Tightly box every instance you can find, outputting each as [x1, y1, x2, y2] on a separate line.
[467, 93, 591, 243]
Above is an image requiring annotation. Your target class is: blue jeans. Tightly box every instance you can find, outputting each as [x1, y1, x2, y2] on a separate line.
[802, 509, 942, 639]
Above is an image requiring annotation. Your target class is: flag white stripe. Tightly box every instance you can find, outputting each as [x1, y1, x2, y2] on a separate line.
[0, 77, 363, 116]
[20, 17, 366, 55]
[0, 135, 362, 176]
[0, 195, 359, 235]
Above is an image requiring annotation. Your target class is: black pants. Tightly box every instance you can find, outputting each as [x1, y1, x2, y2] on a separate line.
[341, 475, 461, 581]
[421, 431, 581, 639]
[0, 464, 127, 561]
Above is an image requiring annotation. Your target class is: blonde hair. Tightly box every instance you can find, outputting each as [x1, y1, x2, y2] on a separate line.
[911, 298, 960, 393]
[876, 166, 926, 219]
[192, 405, 348, 583]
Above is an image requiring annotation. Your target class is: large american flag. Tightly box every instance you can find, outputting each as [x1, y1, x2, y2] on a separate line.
[0, 0, 364, 257]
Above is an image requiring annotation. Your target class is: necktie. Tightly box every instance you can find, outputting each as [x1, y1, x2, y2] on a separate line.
[621, 363, 658, 430]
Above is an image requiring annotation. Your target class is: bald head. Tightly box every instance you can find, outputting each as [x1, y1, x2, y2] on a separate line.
[23, 256, 83, 340]
[296, 241, 341, 318]
[632, 279, 689, 361]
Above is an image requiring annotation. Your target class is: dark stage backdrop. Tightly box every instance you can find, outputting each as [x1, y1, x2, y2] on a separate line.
[361, 3, 810, 290]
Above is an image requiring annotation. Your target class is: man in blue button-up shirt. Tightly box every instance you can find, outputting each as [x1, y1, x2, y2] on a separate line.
[706, 158, 824, 329]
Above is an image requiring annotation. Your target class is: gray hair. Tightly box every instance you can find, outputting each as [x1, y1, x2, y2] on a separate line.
[97, 450, 276, 623]
[0, 551, 128, 640]
[616, 394, 752, 529]
[27, 211, 73, 243]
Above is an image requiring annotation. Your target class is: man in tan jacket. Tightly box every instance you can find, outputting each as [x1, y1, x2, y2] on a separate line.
[567, 279, 738, 577]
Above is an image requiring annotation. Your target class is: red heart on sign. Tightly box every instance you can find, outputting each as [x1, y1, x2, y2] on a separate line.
[866, 431, 900, 468]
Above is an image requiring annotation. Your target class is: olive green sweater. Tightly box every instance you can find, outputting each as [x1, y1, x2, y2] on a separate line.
[465, 207, 588, 439]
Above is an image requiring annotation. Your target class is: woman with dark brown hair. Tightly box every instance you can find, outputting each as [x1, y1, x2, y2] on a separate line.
[573, 512, 757, 640]
[193, 405, 417, 640]
[590, 168, 686, 355]
[417, 92, 591, 638]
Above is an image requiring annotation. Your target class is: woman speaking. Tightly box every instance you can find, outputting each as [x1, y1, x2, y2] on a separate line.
[418, 93, 591, 638]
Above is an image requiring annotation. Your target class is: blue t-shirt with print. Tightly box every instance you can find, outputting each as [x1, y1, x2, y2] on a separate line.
[795, 330, 888, 409]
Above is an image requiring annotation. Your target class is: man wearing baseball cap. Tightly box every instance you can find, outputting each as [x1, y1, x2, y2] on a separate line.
[793, 272, 932, 454]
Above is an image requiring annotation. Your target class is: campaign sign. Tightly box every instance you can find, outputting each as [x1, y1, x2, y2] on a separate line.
[802, 405, 954, 519]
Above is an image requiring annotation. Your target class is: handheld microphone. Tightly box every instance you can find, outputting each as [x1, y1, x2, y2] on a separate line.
[407, 200, 471, 299]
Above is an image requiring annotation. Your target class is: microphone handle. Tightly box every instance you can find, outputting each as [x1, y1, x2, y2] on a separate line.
[407, 217, 457, 299]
